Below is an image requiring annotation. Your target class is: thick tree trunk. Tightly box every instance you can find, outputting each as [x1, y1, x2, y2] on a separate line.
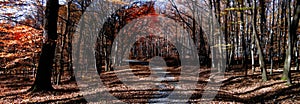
[30, 0, 59, 91]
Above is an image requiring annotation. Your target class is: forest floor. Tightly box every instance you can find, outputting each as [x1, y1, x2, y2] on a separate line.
[0, 66, 300, 103]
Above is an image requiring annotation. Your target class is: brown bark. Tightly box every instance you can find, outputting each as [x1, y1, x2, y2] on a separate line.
[30, 0, 59, 91]
[282, 0, 300, 84]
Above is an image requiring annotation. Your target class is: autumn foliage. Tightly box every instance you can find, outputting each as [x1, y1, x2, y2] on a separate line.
[0, 23, 42, 72]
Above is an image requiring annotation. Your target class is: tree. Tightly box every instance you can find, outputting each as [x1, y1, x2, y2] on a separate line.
[282, 0, 300, 84]
[239, 0, 248, 76]
[29, 0, 59, 91]
[268, 0, 276, 75]
[253, 0, 267, 81]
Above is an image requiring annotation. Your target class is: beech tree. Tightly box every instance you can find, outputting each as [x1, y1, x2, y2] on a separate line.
[282, 0, 300, 84]
[251, 0, 268, 81]
[29, 0, 59, 91]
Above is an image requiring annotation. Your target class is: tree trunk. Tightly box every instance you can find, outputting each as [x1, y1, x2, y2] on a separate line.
[269, 0, 275, 75]
[239, 1, 247, 76]
[251, 30, 255, 73]
[296, 41, 299, 71]
[30, 0, 59, 91]
[282, 0, 300, 84]
[253, 0, 267, 81]
[66, 0, 75, 81]
[209, 0, 215, 68]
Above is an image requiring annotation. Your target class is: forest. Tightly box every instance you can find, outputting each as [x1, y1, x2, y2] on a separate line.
[1, 0, 300, 103]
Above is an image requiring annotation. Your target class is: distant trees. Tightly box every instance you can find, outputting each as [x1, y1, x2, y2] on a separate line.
[92, 1, 300, 84]
[96, 1, 158, 72]
[0, 0, 44, 29]
[22, 0, 300, 88]
[95, 1, 214, 73]
[206, 0, 300, 83]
